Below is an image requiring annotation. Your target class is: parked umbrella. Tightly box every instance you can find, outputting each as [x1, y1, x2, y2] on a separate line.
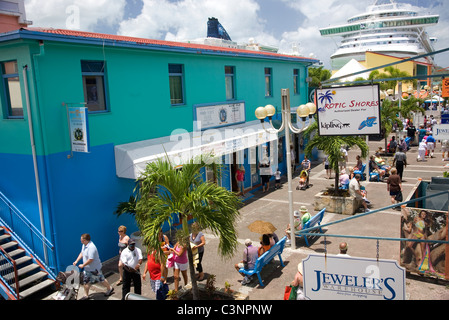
[248, 220, 277, 234]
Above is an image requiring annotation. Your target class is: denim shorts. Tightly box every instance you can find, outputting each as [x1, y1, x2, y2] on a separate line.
[83, 269, 106, 284]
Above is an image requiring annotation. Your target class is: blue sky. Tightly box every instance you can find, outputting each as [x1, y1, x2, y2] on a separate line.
[24, 0, 448, 70]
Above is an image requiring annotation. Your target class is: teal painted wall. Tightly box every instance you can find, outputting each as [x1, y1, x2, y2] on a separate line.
[0, 35, 312, 272]
[1, 40, 310, 155]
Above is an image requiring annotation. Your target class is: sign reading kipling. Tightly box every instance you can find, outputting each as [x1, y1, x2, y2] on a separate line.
[302, 254, 406, 300]
[316, 84, 381, 136]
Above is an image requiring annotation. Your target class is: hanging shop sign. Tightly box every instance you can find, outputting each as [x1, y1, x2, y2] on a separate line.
[302, 254, 406, 300]
[433, 124, 449, 140]
[193, 101, 246, 130]
[68, 106, 90, 153]
[316, 84, 381, 136]
[442, 78, 449, 98]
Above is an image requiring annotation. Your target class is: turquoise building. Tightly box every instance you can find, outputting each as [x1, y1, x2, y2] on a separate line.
[0, 27, 318, 280]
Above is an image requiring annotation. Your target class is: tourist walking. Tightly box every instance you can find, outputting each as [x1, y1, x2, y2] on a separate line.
[393, 146, 407, 181]
[170, 237, 188, 292]
[190, 222, 206, 281]
[73, 233, 114, 300]
[142, 249, 164, 299]
[387, 167, 402, 208]
[417, 139, 427, 161]
[120, 238, 143, 300]
[235, 166, 245, 195]
[116, 225, 130, 286]
[426, 132, 436, 158]
[442, 139, 449, 161]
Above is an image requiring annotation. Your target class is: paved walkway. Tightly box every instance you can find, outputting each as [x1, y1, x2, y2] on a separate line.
[56, 134, 449, 301]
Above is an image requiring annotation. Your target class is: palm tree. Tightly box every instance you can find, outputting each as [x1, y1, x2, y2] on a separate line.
[304, 120, 369, 193]
[133, 155, 241, 300]
[369, 66, 416, 94]
[308, 66, 332, 88]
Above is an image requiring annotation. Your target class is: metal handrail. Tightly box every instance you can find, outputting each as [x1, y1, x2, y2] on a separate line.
[0, 191, 57, 279]
[0, 246, 19, 299]
[0, 191, 54, 251]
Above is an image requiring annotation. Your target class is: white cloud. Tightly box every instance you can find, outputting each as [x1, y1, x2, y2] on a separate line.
[23, 0, 448, 69]
[117, 0, 273, 43]
[25, 0, 126, 30]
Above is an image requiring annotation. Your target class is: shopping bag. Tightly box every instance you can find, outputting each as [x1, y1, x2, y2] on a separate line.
[283, 285, 297, 300]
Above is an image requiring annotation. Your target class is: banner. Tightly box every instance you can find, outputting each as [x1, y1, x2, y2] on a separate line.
[316, 84, 381, 136]
[194, 101, 246, 130]
[68, 106, 90, 153]
[302, 254, 406, 300]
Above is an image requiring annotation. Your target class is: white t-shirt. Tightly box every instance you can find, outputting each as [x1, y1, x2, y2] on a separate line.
[348, 178, 361, 199]
[82, 241, 102, 272]
[275, 170, 281, 180]
[120, 247, 143, 269]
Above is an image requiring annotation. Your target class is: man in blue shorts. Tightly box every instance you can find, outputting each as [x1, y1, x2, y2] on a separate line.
[74, 233, 115, 300]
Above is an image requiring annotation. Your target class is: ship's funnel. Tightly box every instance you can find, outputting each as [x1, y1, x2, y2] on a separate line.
[207, 17, 232, 41]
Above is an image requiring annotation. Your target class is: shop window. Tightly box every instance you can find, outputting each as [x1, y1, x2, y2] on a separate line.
[169, 64, 185, 105]
[81, 60, 108, 112]
[1, 60, 23, 118]
[293, 69, 299, 95]
[265, 67, 272, 97]
[225, 66, 235, 100]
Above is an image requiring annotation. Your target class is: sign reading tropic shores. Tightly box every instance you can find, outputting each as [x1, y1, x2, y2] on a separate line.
[68, 106, 90, 153]
[302, 254, 406, 300]
[316, 84, 381, 136]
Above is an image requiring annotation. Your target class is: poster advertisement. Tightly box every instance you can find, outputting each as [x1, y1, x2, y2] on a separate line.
[400, 207, 448, 279]
[68, 106, 90, 153]
[316, 84, 381, 136]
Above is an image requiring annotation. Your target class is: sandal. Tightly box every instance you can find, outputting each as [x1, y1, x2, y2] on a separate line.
[115, 280, 123, 286]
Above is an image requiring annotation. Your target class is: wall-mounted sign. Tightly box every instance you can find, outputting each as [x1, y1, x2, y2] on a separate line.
[433, 124, 449, 140]
[302, 254, 406, 300]
[316, 84, 381, 136]
[68, 106, 90, 153]
[194, 101, 246, 130]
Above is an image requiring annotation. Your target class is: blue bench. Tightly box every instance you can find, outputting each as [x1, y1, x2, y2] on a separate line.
[295, 208, 325, 246]
[353, 163, 366, 180]
[238, 236, 287, 287]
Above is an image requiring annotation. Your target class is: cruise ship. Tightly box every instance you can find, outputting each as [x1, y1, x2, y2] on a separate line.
[320, 0, 439, 70]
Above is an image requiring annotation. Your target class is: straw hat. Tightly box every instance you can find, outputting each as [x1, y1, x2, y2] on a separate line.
[300, 206, 308, 213]
[298, 262, 303, 275]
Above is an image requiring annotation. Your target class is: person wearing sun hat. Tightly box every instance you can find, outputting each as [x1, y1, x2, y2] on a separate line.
[291, 262, 307, 300]
[299, 206, 311, 227]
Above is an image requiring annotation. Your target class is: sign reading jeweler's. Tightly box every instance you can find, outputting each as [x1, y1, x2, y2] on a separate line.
[303, 254, 406, 300]
[316, 84, 381, 136]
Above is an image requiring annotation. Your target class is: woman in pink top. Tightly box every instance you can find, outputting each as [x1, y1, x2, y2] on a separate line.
[170, 240, 188, 291]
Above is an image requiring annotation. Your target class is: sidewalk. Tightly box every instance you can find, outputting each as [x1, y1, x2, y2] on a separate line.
[65, 135, 449, 301]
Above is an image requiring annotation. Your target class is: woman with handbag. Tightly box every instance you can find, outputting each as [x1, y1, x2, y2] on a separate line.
[387, 167, 402, 208]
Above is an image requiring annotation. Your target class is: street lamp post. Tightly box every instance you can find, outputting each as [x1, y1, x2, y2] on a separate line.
[255, 88, 316, 250]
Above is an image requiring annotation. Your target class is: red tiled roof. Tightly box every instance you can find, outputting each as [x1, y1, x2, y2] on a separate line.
[24, 27, 316, 62]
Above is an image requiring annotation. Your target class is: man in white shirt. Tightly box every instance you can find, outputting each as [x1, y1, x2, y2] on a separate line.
[73, 233, 114, 300]
[349, 174, 369, 212]
[120, 238, 143, 300]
